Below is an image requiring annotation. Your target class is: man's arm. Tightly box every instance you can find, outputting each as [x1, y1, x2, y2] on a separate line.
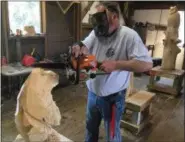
[72, 30, 95, 57]
[116, 59, 153, 72]
[101, 31, 153, 73]
[117, 33, 153, 72]
[116, 32, 153, 72]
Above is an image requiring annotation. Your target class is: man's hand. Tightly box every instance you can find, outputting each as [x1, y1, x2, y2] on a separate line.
[100, 60, 118, 73]
[72, 45, 88, 58]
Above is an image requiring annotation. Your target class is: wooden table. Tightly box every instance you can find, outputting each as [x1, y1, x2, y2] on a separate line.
[147, 66, 184, 96]
[1, 62, 33, 99]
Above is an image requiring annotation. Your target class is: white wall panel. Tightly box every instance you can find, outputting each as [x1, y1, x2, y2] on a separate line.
[133, 9, 184, 69]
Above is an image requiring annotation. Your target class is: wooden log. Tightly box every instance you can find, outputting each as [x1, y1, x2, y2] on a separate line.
[14, 68, 64, 142]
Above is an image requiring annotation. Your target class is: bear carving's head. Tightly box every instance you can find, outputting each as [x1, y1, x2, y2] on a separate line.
[24, 25, 36, 35]
[169, 6, 178, 15]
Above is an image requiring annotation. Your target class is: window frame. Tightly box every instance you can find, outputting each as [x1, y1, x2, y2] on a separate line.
[7, 1, 43, 36]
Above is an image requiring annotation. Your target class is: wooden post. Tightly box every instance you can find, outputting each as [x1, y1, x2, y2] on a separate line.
[1, 1, 10, 62]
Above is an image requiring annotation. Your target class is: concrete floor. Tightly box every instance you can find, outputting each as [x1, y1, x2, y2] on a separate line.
[1, 75, 184, 142]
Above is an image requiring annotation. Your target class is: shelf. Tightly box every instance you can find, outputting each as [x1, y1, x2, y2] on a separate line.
[8, 35, 45, 40]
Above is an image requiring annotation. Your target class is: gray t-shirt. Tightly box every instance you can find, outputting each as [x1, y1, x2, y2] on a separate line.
[82, 26, 152, 97]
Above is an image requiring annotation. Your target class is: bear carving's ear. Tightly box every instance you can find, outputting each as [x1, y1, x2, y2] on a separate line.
[169, 6, 178, 14]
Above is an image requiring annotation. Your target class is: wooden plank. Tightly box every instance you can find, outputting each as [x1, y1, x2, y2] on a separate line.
[151, 73, 176, 79]
[173, 76, 184, 92]
[126, 91, 155, 112]
[123, 106, 150, 125]
[148, 83, 179, 96]
[121, 117, 150, 135]
[150, 66, 185, 77]
[132, 1, 185, 10]
[82, 1, 94, 20]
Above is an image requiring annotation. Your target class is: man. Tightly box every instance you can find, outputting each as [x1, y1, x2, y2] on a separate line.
[72, 2, 153, 142]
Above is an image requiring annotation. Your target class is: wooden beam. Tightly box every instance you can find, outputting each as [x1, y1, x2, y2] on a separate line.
[118, 1, 134, 27]
[82, 1, 94, 20]
[74, 3, 81, 41]
[40, 1, 46, 33]
[183, 44, 185, 70]
[1, 1, 10, 62]
[132, 2, 185, 10]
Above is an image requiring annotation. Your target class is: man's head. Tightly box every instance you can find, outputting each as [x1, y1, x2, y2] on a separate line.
[91, 2, 121, 37]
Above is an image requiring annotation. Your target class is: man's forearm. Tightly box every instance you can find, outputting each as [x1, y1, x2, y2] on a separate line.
[116, 59, 153, 72]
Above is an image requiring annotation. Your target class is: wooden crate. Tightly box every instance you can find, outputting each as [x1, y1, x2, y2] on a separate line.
[125, 90, 155, 112]
[123, 105, 150, 126]
[121, 91, 155, 134]
[121, 117, 150, 135]
[147, 66, 184, 96]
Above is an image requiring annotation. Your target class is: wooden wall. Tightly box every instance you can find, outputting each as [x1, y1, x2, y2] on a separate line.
[81, 23, 93, 40]
[7, 37, 45, 63]
[1, 1, 81, 62]
[44, 2, 81, 58]
[132, 9, 184, 70]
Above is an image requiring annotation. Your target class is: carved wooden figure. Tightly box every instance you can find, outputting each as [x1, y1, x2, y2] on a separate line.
[161, 6, 181, 70]
[14, 68, 72, 142]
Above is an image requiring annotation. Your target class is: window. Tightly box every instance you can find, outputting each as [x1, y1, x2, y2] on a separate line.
[8, 1, 41, 35]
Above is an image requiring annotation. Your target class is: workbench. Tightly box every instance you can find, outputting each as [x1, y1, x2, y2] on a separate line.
[1, 62, 33, 99]
[147, 66, 184, 96]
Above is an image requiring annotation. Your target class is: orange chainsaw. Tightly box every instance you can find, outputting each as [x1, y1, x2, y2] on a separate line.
[32, 46, 109, 84]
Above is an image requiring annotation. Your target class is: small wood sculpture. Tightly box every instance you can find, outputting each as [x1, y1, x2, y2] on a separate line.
[161, 6, 181, 70]
[24, 26, 36, 36]
[14, 68, 72, 142]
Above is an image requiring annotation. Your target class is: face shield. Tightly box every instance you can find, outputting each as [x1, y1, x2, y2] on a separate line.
[91, 11, 110, 37]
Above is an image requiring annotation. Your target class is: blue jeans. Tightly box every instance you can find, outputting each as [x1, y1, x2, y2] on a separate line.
[85, 90, 125, 142]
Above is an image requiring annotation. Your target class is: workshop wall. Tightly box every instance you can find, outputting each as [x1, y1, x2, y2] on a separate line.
[1, 2, 45, 63]
[44, 2, 81, 59]
[1, 9, 6, 57]
[82, 1, 99, 24]
[81, 2, 97, 40]
[132, 9, 184, 70]
[1, 1, 81, 63]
